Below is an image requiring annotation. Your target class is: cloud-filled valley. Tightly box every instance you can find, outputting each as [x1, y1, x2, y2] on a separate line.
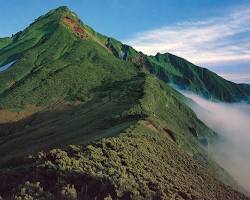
[183, 92, 250, 193]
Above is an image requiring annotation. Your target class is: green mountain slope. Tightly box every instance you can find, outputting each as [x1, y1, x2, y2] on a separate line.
[1, 7, 249, 104]
[146, 53, 250, 102]
[0, 75, 247, 199]
[0, 6, 249, 199]
[104, 44, 250, 102]
[0, 37, 13, 49]
[0, 7, 137, 108]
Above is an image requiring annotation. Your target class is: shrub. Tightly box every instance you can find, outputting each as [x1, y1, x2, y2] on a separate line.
[60, 184, 77, 200]
[14, 181, 52, 200]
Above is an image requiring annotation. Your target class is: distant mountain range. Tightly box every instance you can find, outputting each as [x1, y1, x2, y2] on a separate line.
[0, 6, 249, 199]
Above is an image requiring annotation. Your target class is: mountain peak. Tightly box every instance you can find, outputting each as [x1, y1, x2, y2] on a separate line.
[49, 6, 71, 15]
[42, 6, 78, 22]
[55, 5, 70, 11]
[27, 6, 89, 40]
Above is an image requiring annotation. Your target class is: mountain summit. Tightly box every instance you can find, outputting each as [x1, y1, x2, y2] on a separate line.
[0, 6, 249, 105]
[0, 6, 249, 199]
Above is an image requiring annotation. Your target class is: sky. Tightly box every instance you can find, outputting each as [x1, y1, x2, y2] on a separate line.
[0, 0, 249, 83]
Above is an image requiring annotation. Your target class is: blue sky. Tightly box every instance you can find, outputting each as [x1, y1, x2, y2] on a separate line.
[0, 0, 250, 83]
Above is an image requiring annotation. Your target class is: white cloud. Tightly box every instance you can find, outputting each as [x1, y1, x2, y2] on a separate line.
[124, 4, 250, 66]
[183, 92, 250, 194]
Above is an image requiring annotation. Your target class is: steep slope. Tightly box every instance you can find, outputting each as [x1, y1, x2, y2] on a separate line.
[0, 37, 12, 49]
[0, 6, 249, 200]
[1, 7, 250, 104]
[147, 53, 250, 102]
[104, 44, 250, 102]
[0, 7, 137, 108]
[78, 31, 250, 102]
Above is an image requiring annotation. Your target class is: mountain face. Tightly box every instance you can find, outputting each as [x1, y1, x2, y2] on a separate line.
[102, 41, 250, 103]
[0, 6, 249, 199]
[147, 53, 250, 102]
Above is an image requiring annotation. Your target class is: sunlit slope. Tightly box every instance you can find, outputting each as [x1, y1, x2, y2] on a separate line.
[1, 7, 250, 105]
[0, 7, 137, 108]
[101, 43, 250, 102]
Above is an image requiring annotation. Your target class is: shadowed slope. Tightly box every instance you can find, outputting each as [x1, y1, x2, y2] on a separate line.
[0, 75, 249, 199]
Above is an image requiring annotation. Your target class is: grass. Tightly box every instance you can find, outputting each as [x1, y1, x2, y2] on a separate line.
[0, 74, 245, 199]
[0, 125, 247, 199]
[0, 37, 13, 49]
[0, 6, 249, 200]
[146, 53, 250, 102]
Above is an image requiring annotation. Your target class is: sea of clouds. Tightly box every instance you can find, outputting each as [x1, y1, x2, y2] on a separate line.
[182, 92, 250, 193]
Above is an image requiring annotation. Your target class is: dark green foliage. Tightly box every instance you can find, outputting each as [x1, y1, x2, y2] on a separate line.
[0, 126, 248, 199]
[60, 184, 77, 200]
[14, 181, 53, 200]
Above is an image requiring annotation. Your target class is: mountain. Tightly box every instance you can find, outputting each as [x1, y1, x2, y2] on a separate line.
[98, 40, 250, 103]
[147, 53, 250, 102]
[0, 37, 12, 49]
[0, 6, 249, 199]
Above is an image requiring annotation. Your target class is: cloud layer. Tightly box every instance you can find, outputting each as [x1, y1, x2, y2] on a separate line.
[125, 4, 250, 65]
[183, 92, 250, 193]
[125, 4, 250, 83]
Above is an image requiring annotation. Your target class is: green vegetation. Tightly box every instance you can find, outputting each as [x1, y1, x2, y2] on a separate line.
[0, 37, 13, 49]
[0, 74, 246, 199]
[0, 7, 137, 108]
[146, 53, 250, 102]
[0, 6, 249, 200]
[1, 7, 249, 104]
[0, 125, 247, 199]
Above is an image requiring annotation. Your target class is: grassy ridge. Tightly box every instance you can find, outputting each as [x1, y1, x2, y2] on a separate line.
[0, 74, 145, 165]
[1, 125, 248, 199]
[0, 75, 247, 199]
[0, 6, 249, 199]
[1, 6, 250, 103]
[0, 7, 137, 108]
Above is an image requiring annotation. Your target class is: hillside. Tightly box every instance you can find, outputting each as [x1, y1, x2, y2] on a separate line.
[146, 53, 250, 102]
[99, 42, 250, 102]
[1, 7, 250, 104]
[0, 37, 12, 49]
[0, 6, 249, 199]
[0, 74, 248, 199]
